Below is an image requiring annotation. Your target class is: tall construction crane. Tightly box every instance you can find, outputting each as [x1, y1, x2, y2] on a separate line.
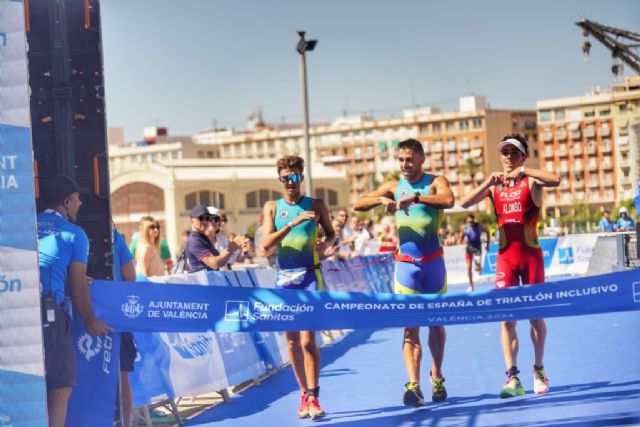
[576, 19, 640, 76]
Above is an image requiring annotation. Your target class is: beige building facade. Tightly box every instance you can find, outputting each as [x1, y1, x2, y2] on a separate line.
[536, 76, 640, 219]
[108, 146, 348, 255]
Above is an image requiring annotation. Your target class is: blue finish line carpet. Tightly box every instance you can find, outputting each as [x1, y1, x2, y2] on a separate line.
[186, 281, 640, 427]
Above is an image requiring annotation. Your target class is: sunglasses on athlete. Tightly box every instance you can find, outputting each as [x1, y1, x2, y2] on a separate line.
[278, 173, 303, 184]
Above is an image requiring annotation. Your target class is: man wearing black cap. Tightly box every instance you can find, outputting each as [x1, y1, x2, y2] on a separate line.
[184, 205, 241, 272]
[37, 174, 111, 427]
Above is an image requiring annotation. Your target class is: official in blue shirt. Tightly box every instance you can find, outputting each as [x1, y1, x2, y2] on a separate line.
[37, 175, 111, 427]
[113, 229, 137, 427]
[597, 210, 615, 232]
[616, 207, 636, 232]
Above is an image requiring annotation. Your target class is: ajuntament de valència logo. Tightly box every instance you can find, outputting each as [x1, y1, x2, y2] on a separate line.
[77, 334, 102, 361]
[122, 294, 144, 319]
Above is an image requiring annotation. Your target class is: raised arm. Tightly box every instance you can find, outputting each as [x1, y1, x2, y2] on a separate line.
[460, 172, 502, 209]
[68, 262, 111, 336]
[353, 181, 397, 212]
[260, 200, 315, 253]
[506, 166, 561, 188]
[423, 176, 455, 208]
[315, 198, 336, 245]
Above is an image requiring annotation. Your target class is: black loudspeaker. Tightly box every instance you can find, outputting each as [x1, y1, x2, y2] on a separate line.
[28, 0, 113, 279]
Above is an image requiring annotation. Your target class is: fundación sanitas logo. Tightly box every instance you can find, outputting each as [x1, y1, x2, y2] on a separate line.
[122, 295, 144, 319]
[77, 334, 102, 361]
[558, 247, 575, 265]
[225, 300, 250, 321]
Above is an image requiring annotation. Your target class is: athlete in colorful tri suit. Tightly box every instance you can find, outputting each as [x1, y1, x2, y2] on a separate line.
[261, 155, 335, 420]
[462, 213, 488, 292]
[354, 138, 454, 408]
[460, 134, 561, 399]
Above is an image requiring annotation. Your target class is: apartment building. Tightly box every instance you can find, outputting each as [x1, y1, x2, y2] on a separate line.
[193, 96, 538, 209]
[536, 76, 640, 219]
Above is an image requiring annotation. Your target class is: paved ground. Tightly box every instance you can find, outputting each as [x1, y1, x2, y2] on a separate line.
[186, 280, 640, 427]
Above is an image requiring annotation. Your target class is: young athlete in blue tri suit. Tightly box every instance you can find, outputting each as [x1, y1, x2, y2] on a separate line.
[354, 139, 455, 408]
[261, 155, 335, 419]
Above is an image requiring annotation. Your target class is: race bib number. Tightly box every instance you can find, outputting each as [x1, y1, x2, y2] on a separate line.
[276, 267, 307, 287]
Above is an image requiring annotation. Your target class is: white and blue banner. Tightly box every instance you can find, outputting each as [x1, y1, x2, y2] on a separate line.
[90, 269, 640, 334]
[129, 331, 265, 407]
[547, 234, 599, 277]
[66, 321, 120, 427]
[0, 1, 48, 425]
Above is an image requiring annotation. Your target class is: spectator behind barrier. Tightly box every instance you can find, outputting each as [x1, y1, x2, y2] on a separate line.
[597, 210, 615, 233]
[37, 175, 111, 427]
[616, 207, 635, 232]
[185, 205, 246, 272]
[134, 216, 166, 277]
[129, 232, 172, 272]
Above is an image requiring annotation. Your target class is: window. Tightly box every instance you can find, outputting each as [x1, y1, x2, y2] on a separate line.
[432, 123, 441, 133]
[554, 109, 565, 121]
[315, 188, 339, 206]
[472, 118, 483, 128]
[539, 110, 551, 122]
[184, 191, 226, 210]
[598, 109, 610, 116]
[459, 120, 469, 130]
[245, 189, 282, 209]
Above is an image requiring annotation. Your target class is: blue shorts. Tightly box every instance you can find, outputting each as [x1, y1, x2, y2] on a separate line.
[394, 256, 447, 295]
[275, 268, 323, 291]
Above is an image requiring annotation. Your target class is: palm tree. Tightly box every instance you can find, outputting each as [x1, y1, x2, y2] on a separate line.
[459, 158, 482, 211]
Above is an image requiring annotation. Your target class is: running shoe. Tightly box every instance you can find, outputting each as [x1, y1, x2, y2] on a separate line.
[533, 366, 550, 395]
[297, 393, 309, 418]
[307, 396, 326, 420]
[430, 375, 448, 402]
[403, 382, 426, 407]
[500, 370, 525, 398]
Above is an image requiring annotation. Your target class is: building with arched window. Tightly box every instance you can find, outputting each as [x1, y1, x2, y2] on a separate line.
[109, 154, 348, 257]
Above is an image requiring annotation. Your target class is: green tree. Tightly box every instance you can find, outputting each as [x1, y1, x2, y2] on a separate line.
[459, 158, 482, 211]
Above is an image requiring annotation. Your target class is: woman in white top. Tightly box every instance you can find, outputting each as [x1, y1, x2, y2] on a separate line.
[135, 216, 166, 277]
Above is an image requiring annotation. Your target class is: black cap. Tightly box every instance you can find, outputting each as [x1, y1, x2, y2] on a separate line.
[190, 205, 209, 218]
[40, 175, 89, 203]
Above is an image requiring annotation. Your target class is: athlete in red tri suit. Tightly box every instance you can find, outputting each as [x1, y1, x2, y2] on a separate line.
[460, 134, 560, 399]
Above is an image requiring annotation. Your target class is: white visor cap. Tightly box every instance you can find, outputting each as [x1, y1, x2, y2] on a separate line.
[497, 138, 527, 155]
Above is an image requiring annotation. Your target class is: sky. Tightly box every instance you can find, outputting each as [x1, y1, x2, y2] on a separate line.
[100, 0, 640, 142]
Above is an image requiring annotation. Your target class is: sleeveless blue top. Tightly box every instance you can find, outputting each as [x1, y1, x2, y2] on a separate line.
[395, 174, 443, 258]
[274, 196, 319, 269]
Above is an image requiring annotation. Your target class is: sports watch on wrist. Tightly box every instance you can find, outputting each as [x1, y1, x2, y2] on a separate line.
[414, 192, 420, 204]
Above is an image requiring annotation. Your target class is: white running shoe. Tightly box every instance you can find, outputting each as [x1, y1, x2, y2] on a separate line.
[533, 367, 550, 395]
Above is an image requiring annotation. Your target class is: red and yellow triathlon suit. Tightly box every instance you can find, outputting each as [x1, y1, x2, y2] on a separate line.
[491, 176, 545, 288]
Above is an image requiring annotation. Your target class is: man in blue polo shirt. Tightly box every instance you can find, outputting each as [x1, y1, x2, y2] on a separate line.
[37, 175, 111, 427]
[184, 205, 241, 272]
[597, 210, 615, 233]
